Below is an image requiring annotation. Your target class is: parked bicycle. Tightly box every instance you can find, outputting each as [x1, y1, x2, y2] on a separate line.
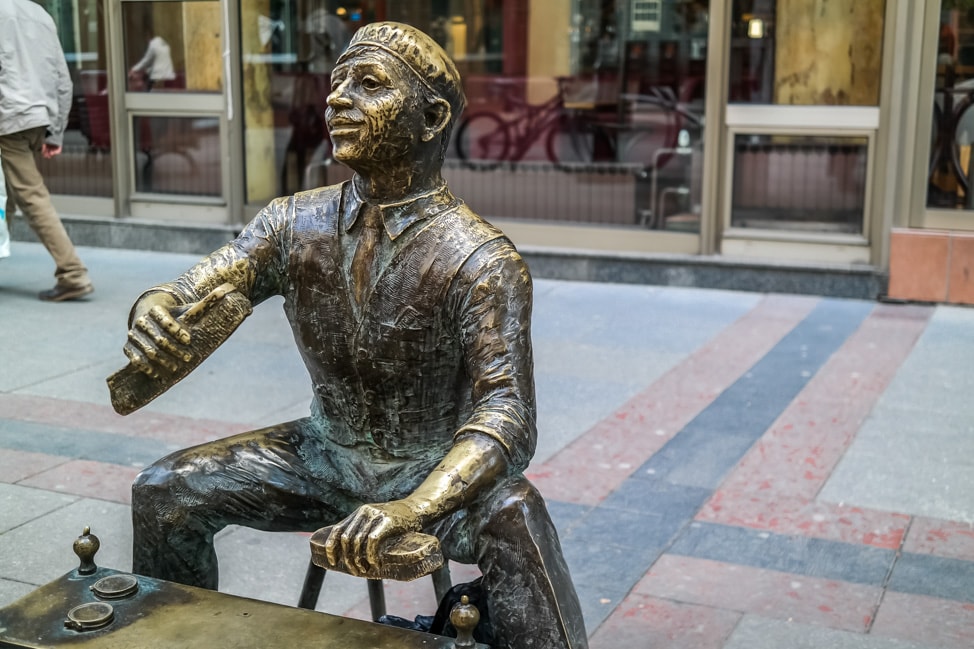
[454, 76, 702, 171]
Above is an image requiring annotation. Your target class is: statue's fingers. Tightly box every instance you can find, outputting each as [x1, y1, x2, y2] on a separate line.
[149, 305, 191, 345]
[127, 328, 180, 374]
[123, 343, 158, 379]
[147, 325, 193, 364]
[343, 516, 370, 576]
[137, 316, 194, 364]
[364, 528, 385, 572]
[324, 524, 343, 567]
[354, 524, 378, 575]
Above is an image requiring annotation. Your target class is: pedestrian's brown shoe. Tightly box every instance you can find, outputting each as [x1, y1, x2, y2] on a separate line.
[38, 283, 94, 302]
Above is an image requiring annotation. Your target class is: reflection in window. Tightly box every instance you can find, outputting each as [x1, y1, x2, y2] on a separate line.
[240, 1, 364, 203]
[729, 0, 885, 105]
[241, 0, 709, 233]
[731, 134, 868, 234]
[33, 0, 112, 198]
[132, 116, 221, 197]
[928, 7, 974, 210]
[122, 1, 222, 93]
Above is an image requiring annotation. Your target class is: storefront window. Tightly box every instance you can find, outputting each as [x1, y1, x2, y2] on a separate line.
[731, 134, 868, 234]
[122, 2, 223, 93]
[241, 1, 709, 233]
[132, 115, 222, 197]
[33, 0, 113, 198]
[729, 0, 885, 105]
[927, 4, 974, 210]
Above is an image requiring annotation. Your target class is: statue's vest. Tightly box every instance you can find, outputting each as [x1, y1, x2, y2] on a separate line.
[284, 183, 507, 458]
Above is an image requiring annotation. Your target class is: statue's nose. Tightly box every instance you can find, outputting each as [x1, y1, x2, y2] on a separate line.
[327, 79, 353, 109]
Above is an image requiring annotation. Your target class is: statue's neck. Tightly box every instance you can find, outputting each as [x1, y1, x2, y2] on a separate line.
[352, 168, 444, 204]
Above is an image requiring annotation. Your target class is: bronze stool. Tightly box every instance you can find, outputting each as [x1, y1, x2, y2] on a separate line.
[297, 558, 454, 622]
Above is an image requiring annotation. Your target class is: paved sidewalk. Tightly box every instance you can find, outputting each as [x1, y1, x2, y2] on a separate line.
[2, 242, 974, 648]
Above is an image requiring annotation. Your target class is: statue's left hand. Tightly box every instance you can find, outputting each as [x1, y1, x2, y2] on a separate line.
[324, 500, 423, 577]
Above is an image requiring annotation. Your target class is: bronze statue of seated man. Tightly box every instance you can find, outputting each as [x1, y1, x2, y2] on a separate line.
[117, 21, 587, 649]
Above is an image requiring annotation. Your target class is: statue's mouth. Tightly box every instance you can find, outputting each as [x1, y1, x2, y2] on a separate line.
[329, 126, 361, 137]
[328, 117, 363, 135]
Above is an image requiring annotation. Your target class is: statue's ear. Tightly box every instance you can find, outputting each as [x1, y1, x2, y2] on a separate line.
[422, 98, 452, 142]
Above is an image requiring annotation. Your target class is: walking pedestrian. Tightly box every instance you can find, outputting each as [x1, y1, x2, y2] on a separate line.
[0, 0, 94, 301]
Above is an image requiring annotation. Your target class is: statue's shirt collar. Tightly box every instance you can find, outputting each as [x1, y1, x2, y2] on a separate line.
[342, 180, 457, 241]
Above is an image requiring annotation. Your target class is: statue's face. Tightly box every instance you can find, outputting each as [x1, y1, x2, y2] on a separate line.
[325, 50, 425, 169]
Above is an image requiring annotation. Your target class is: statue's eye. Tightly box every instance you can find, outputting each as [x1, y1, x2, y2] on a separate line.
[361, 76, 382, 91]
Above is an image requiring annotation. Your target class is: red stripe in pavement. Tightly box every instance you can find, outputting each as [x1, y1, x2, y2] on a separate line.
[904, 517, 974, 562]
[634, 554, 882, 634]
[696, 303, 932, 549]
[589, 592, 741, 649]
[526, 294, 820, 506]
[0, 448, 69, 484]
[0, 394, 248, 448]
[872, 591, 974, 649]
[15, 458, 140, 505]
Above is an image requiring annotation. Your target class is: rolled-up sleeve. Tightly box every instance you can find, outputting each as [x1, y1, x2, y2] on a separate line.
[452, 238, 537, 473]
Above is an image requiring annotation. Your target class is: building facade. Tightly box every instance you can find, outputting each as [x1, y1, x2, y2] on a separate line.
[22, 1, 972, 303]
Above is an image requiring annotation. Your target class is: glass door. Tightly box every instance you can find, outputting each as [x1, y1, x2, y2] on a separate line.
[718, 0, 887, 264]
[117, 0, 231, 222]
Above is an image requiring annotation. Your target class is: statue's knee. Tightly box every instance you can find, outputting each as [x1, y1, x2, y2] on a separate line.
[131, 462, 180, 513]
[484, 476, 548, 528]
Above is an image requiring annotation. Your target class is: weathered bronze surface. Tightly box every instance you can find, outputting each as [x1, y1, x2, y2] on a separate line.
[110, 21, 587, 649]
[451, 595, 481, 648]
[72, 526, 99, 576]
[0, 567, 487, 648]
[107, 283, 252, 415]
[309, 526, 444, 581]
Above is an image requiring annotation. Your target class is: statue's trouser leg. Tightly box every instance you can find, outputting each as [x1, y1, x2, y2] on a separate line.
[440, 476, 589, 649]
[131, 419, 354, 589]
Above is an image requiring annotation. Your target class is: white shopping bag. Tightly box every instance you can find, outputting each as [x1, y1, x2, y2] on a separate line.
[0, 159, 8, 259]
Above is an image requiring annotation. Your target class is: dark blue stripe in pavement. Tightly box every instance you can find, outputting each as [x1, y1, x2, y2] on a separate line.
[888, 551, 974, 603]
[640, 298, 872, 489]
[669, 521, 896, 586]
[0, 418, 173, 467]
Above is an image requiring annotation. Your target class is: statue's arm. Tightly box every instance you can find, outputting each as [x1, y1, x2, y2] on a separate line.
[451, 237, 538, 473]
[401, 238, 537, 520]
[123, 197, 292, 378]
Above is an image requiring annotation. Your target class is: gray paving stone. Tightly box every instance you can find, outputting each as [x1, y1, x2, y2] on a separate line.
[0, 577, 36, 609]
[213, 526, 359, 612]
[133, 338, 312, 424]
[0, 498, 131, 585]
[574, 582, 631, 636]
[560, 536, 656, 593]
[601, 475, 711, 519]
[723, 615, 929, 649]
[0, 484, 77, 534]
[820, 442, 974, 523]
[543, 499, 592, 538]
[534, 373, 656, 463]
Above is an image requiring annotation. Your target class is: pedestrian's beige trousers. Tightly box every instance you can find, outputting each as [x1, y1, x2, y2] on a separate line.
[0, 126, 89, 288]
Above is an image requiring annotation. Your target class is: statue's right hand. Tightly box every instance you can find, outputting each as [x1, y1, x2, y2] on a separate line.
[123, 292, 194, 379]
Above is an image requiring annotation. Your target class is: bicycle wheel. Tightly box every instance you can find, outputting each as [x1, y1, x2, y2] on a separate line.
[546, 113, 594, 169]
[455, 112, 510, 169]
[615, 101, 680, 170]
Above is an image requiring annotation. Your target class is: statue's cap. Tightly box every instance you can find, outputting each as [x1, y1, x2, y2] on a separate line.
[337, 22, 465, 116]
